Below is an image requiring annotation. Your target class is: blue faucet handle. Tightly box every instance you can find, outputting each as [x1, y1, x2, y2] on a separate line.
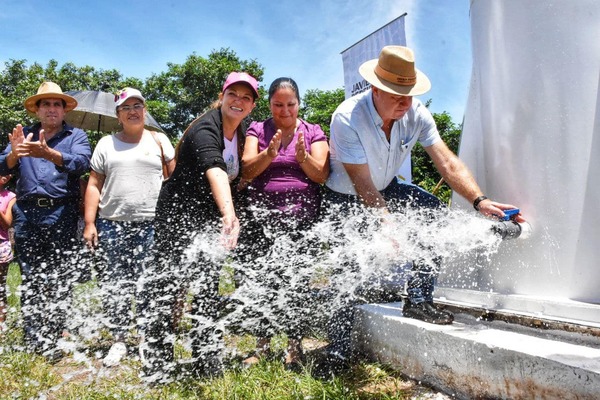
[502, 208, 520, 221]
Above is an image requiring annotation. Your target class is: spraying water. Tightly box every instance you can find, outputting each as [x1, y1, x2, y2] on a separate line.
[1, 205, 528, 384]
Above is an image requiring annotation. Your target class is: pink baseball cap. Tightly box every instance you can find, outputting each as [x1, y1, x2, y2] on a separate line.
[222, 72, 259, 99]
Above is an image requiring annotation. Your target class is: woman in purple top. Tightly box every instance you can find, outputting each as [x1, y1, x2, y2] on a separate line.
[243, 78, 329, 225]
[240, 77, 329, 368]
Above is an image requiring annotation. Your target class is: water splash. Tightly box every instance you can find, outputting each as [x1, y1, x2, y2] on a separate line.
[3, 205, 520, 385]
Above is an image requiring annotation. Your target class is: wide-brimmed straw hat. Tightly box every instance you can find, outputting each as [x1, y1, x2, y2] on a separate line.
[24, 81, 78, 113]
[359, 46, 431, 96]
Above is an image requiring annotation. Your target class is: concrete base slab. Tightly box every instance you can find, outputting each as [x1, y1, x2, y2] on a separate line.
[435, 287, 600, 328]
[353, 302, 600, 400]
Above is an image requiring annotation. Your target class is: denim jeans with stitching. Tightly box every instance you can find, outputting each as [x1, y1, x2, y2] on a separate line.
[97, 218, 154, 340]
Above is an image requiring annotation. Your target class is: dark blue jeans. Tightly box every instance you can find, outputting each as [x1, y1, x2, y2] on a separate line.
[97, 218, 154, 340]
[13, 201, 81, 353]
[323, 180, 444, 357]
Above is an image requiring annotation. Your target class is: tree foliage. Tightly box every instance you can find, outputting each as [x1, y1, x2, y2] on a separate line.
[0, 48, 266, 145]
[144, 48, 266, 138]
[0, 51, 462, 204]
[411, 104, 462, 204]
[300, 88, 345, 136]
[0, 59, 126, 148]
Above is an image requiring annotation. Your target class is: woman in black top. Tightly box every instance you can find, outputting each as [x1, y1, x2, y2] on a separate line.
[142, 72, 258, 382]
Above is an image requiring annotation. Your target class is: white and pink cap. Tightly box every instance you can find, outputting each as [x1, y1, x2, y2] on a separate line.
[114, 87, 145, 107]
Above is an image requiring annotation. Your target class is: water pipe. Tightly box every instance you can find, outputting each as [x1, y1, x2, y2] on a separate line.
[491, 220, 533, 240]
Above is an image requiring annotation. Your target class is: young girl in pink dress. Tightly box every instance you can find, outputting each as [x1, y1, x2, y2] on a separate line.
[0, 174, 16, 328]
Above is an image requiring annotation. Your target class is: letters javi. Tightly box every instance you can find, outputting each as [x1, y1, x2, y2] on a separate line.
[352, 80, 371, 96]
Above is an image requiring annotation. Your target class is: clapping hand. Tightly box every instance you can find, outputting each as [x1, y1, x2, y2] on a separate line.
[10, 124, 50, 159]
[9, 124, 26, 150]
[17, 129, 49, 158]
[267, 129, 283, 158]
[8, 124, 29, 159]
[295, 131, 308, 163]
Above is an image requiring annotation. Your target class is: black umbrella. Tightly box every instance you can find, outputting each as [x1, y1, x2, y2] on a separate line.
[64, 90, 164, 133]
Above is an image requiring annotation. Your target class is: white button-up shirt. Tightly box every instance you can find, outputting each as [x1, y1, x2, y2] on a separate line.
[326, 89, 440, 195]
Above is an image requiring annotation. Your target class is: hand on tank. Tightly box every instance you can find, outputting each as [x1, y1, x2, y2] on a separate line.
[478, 199, 526, 223]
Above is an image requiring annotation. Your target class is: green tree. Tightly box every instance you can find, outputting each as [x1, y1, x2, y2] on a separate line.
[300, 88, 345, 136]
[144, 48, 266, 138]
[0, 60, 48, 141]
[0, 59, 128, 149]
[0, 54, 464, 206]
[411, 106, 462, 204]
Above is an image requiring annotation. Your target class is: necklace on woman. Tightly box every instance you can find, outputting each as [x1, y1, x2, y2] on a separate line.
[281, 120, 299, 149]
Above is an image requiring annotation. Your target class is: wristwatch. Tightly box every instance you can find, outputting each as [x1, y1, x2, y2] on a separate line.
[473, 195, 488, 211]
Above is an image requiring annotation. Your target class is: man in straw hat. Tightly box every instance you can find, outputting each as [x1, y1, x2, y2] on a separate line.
[322, 46, 526, 364]
[0, 81, 91, 362]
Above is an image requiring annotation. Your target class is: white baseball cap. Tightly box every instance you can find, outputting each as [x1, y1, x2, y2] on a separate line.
[114, 87, 145, 107]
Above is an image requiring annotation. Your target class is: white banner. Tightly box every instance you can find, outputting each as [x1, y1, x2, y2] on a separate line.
[341, 14, 407, 99]
[340, 14, 412, 182]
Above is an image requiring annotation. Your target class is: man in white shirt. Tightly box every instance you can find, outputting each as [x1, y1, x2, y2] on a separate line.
[323, 46, 524, 364]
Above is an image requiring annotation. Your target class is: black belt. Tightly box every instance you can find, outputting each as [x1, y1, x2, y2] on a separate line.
[18, 196, 77, 208]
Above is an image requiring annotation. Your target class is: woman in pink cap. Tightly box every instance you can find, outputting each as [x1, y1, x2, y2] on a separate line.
[141, 72, 258, 382]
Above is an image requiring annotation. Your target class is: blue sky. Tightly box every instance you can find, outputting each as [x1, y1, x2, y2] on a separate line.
[0, 0, 471, 122]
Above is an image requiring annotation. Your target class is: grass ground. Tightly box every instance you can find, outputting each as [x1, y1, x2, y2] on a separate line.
[0, 263, 447, 400]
